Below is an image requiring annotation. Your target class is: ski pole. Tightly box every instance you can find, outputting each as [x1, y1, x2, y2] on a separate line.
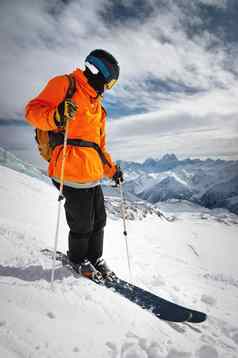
[119, 180, 133, 282]
[51, 119, 70, 290]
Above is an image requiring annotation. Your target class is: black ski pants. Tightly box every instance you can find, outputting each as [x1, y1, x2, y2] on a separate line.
[52, 180, 106, 265]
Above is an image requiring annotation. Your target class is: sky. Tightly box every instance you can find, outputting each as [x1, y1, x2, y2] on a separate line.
[0, 0, 238, 167]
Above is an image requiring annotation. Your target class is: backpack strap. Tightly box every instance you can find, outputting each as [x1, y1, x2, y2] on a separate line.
[66, 138, 112, 167]
[49, 132, 112, 168]
[65, 74, 76, 99]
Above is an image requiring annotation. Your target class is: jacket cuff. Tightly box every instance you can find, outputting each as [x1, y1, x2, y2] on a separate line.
[104, 163, 117, 178]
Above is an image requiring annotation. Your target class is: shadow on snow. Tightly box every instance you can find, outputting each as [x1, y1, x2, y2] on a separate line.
[0, 264, 73, 282]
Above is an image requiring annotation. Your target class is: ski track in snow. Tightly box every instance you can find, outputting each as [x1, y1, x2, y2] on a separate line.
[0, 165, 238, 357]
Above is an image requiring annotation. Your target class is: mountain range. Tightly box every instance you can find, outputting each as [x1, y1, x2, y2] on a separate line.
[1, 146, 238, 215]
[118, 154, 238, 215]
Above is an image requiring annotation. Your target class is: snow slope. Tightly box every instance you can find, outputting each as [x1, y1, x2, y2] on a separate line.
[0, 165, 238, 358]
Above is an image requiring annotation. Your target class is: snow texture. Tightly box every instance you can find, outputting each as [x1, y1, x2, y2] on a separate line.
[0, 161, 238, 357]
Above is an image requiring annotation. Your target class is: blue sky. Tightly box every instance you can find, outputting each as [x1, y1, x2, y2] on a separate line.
[0, 0, 238, 166]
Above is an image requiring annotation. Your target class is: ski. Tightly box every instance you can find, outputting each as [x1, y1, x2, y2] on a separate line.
[42, 249, 207, 324]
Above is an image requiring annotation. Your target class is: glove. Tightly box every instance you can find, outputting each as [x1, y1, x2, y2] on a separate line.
[54, 99, 78, 127]
[112, 165, 124, 186]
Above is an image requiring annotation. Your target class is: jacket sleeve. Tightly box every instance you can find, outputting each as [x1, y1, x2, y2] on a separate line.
[100, 107, 116, 178]
[25, 75, 69, 130]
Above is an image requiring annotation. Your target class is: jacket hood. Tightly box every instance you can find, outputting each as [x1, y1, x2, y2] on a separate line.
[72, 68, 98, 98]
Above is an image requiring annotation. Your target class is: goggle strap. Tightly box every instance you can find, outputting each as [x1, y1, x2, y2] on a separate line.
[86, 55, 111, 81]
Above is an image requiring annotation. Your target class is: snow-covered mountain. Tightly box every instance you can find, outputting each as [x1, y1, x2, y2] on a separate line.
[120, 154, 238, 215]
[200, 176, 238, 212]
[140, 176, 193, 203]
[0, 154, 238, 357]
[0, 146, 49, 184]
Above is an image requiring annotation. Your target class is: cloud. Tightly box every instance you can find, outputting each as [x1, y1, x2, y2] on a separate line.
[197, 0, 228, 8]
[0, 0, 110, 118]
[107, 85, 238, 161]
[0, 0, 237, 160]
[1, 0, 236, 115]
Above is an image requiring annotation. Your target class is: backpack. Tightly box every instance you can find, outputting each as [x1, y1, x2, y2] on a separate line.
[34, 74, 76, 161]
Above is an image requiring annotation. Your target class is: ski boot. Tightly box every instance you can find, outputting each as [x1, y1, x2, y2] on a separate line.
[94, 257, 117, 281]
[80, 259, 104, 284]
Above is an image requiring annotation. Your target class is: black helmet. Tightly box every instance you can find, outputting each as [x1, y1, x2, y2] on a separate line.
[85, 49, 119, 90]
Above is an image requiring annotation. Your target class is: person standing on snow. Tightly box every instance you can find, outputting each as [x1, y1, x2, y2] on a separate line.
[25, 49, 123, 281]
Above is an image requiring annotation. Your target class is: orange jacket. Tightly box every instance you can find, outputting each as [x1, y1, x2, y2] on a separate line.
[25, 69, 116, 183]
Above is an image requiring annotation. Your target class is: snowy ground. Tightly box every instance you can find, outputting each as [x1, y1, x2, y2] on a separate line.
[0, 164, 238, 358]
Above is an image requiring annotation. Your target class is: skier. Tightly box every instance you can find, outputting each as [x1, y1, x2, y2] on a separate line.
[25, 49, 123, 281]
